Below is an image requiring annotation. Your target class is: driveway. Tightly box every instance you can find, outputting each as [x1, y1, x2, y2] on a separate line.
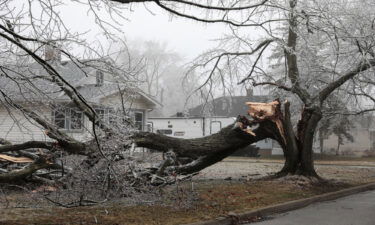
[248, 190, 375, 225]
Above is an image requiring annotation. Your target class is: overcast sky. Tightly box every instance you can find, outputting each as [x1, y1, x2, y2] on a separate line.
[57, 2, 227, 62]
[123, 4, 226, 60]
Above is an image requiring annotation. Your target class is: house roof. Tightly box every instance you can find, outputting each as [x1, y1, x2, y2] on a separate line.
[0, 60, 160, 108]
[188, 95, 271, 117]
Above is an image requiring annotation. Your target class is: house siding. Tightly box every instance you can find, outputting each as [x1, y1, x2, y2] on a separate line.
[0, 106, 51, 143]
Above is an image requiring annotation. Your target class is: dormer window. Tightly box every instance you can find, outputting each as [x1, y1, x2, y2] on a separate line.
[96, 70, 104, 86]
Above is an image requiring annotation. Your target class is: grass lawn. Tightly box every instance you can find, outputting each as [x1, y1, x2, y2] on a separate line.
[0, 179, 354, 225]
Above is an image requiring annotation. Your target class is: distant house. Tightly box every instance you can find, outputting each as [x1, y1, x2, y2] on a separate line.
[149, 89, 277, 156]
[148, 116, 236, 139]
[0, 47, 160, 143]
[322, 115, 375, 156]
[188, 89, 269, 118]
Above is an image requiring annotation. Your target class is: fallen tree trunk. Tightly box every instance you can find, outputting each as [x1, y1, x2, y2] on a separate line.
[133, 117, 280, 175]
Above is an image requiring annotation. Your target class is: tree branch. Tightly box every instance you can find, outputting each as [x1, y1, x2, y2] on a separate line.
[319, 59, 375, 103]
[0, 141, 54, 153]
[0, 157, 52, 183]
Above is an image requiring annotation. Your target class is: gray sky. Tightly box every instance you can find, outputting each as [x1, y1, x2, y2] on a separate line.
[58, 2, 227, 61]
[123, 4, 226, 60]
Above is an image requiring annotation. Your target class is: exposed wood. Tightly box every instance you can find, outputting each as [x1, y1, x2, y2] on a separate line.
[246, 100, 285, 142]
[0, 157, 52, 183]
[0, 154, 34, 163]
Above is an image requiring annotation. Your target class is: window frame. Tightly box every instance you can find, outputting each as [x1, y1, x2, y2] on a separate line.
[52, 107, 84, 132]
[133, 111, 144, 131]
[95, 70, 104, 87]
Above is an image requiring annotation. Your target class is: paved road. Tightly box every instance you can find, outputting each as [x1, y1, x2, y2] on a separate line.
[248, 190, 375, 225]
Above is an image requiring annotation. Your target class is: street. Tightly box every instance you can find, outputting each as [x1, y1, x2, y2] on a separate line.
[249, 190, 375, 225]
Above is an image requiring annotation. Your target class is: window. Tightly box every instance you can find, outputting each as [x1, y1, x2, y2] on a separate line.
[53, 108, 83, 131]
[157, 129, 172, 135]
[147, 122, 153, 132]
[108, 109, 117, 125]
[70, 109, 83, 129]
[95, 108, 105, 120]
[134, 111, 143, 131]
[174, 131, 185, 136]
[54, 110, 66, 129]
[95, 70, 104, 86]
[95, 108, 118, 125]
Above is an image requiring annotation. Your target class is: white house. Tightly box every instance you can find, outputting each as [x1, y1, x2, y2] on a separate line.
[0, 49, 160, 144]
[148, 116, 236, 138]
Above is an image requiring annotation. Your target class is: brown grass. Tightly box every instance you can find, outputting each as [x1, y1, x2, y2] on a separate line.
[0, 179, 353, 225]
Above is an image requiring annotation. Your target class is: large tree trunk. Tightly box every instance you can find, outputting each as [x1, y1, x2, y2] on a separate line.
[277, 105, 322, 178]
[133, 118, 278, 174]
[133, 100, 322, 178]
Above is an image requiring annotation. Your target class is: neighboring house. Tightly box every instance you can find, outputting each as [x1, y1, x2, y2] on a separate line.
[0, 47, 160, 144]
[150, 89, 276, 156]
[148, 116, 236, 139]
[322, 115, 375, 156]
[188, 89, 269, 118]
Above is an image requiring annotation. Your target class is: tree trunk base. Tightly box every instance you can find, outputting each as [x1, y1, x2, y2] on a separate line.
[275, 166, 322, 180]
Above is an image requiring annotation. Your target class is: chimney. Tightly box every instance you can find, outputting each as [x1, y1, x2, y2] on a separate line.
[44, 44, 61, 62]
[246, 88, 253, 97]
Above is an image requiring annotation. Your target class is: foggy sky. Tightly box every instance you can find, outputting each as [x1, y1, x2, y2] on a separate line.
[59, 2, 227, 61]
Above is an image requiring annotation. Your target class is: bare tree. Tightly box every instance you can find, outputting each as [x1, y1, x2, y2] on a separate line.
[109, 0, 375, 177]
[1, 0, 375, 200]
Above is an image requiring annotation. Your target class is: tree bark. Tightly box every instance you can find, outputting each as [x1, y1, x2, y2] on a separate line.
[277, 106, 322, 178]
[133, 100, 322, 178]
[133, 118, 277, 174]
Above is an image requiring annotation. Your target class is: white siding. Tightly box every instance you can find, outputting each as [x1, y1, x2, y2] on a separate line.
[0, 106, 51, 143]
[0, 93, 156, 143]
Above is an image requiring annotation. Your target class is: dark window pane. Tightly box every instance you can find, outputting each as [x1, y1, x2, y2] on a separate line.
[157, 129, 172, 135]
[134, 112, 143, 122]
[95, 109, 105, 120]
[70, 109, 83, 130]
[96, 70, 104, 86]
[134, 112, 143, 130]
[108, 109, 117, 125]
[54, 109, 66, 129]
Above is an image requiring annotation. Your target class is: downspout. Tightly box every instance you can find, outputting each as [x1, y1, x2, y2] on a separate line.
[202, 116, 206, 136]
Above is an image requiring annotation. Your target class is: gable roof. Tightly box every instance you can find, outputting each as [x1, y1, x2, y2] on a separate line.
[188, 94, 270, 117]
[0, 60, 160, 108]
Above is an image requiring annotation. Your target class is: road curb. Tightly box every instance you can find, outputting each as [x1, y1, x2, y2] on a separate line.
[185, 182, 375, 225]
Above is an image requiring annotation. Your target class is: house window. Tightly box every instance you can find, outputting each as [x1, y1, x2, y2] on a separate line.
[53, 108, 83, 131]
[95, 108, 106, 121]
[96, 70, 104, 86]
[134, 111, 143, 131]
[174, 131, 185, 136]
[54, 110, 66, 129]
[70, 109, 83, 129]
[147, 122, 153, 132]
[108, 109, 117, 125]
[95, 108, 117, 125]
[157, 129, 172, 135]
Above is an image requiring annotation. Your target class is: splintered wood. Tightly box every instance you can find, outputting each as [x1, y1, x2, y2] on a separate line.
[245, 100, 285, 139]
[0, 154, 34, 163]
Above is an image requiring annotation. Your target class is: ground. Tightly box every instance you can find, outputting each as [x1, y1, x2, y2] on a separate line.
[198, 157, 375, 184]
[1, 157, 375, 225]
